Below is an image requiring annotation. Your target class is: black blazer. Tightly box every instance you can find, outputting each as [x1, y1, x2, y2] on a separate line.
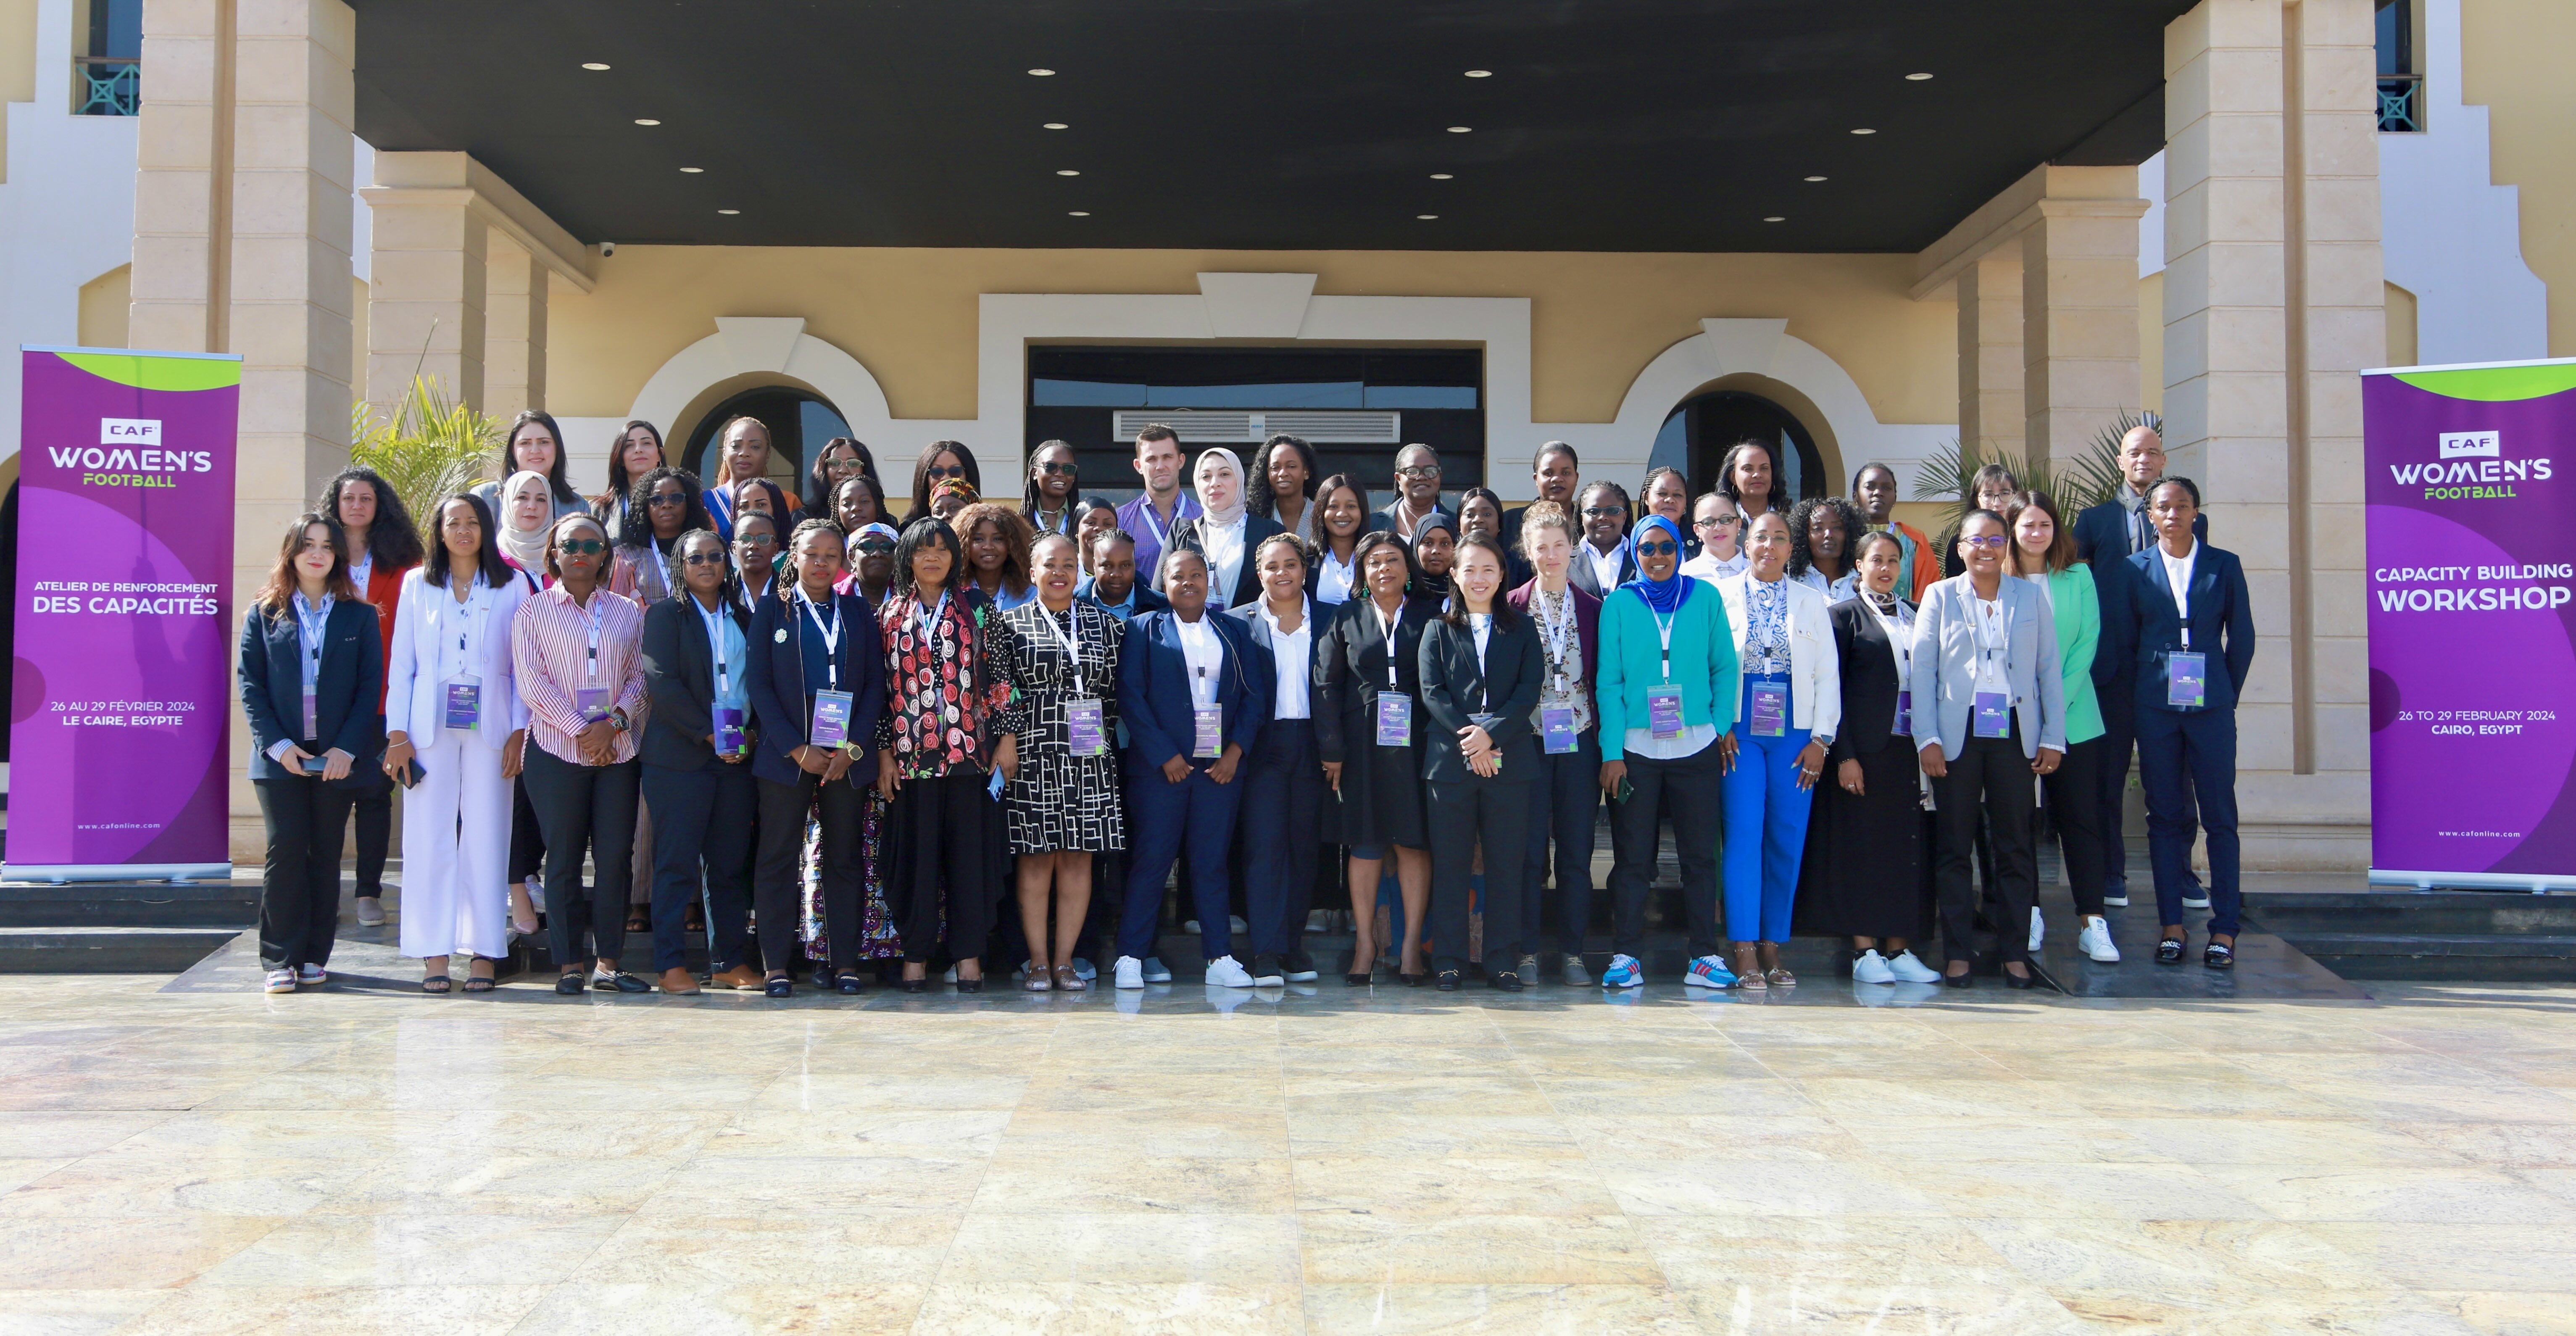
[2074, 497, 2208, 686]
[1313, 594, 1445, 764]
[640, 593, 756, 771]
[239, 596, 384, 781]
[2107, 542, 2257, 717]
[744, 587, 887, 788]
[1567, 540, 1638, 598]
[1417, 614, 1544, 785]
[1826, 596, 1915, 762]
[1365, 499, 1456, 539]
[1163, 512, 1286, 609]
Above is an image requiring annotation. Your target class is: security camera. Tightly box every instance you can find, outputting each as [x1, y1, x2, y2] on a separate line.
[600, 241, 617, 257]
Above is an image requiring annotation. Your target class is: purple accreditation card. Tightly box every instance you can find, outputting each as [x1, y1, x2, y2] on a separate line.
[809, 689, 853, 748]
[1748, 679, 1787, 738]
[1647, 686, 1683, 738]
[712, 705, 744, 755]
[301, 685, 318, 740]
[1894, 689, 1912, 738]
[1541, 706, 1577, 755]
[1375, 693, 1412, 746]
[442, 678, 481, 730]
[1973, 690, 2011, 739]
[574, 685, 611, 722]
[2165, 651, 2207, 709]
[1067, 699, 1106, 757]
[1192, 705, 1223, 758]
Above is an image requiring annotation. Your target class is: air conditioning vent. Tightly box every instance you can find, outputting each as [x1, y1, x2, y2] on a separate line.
[1111, 409, 1401, 444]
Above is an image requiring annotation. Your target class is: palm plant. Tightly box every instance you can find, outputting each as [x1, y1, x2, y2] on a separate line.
[1912, 410, 2155, 546]
[349, 375, 503, 524]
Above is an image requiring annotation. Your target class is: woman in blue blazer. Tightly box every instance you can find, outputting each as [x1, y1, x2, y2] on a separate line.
[745, 519, 887, 996]
[1111, 546, 1274, 989]
[2107, 477, 2256, 970]
[239, 512, 385, 994]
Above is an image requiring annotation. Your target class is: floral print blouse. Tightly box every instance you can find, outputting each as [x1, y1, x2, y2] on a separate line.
[876, 585, 1028, 778]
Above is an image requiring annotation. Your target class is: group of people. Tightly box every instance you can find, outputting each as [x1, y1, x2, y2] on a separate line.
[241, 413, 2253, 999]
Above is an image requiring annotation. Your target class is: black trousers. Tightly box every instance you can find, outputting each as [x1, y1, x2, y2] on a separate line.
[1241, 719, 1324, 959]
[643, 758, 759, 973]
[509, 776, 546, 884]
[351, 735, 390, 899]
[520, 746, 640, 970]
[1606, 742, 1724, 959]
[2039, 735, 2108, 917]
[1428, 777, 1533, 970]
[1935, 730, 2039, 967]
[2094, 682, 2136, 898]
[254, 772, 355, 970]
[755, 771, 867, 973]
[888, 769, 1001, 964]
[1522, 727, 1601, 957]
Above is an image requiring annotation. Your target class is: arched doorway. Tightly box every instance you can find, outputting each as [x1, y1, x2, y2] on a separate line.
[681, 386, 853, 493]
[1646, 389, 1826, 503]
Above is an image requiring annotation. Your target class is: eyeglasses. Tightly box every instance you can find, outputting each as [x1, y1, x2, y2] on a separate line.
[856, 539, 895, 556]
[1634, 540, 1678, 557]
[1036, 461, 1077, 477]
[680, 551, 727, 567]
[1693, 514, 1740, 530]
[924, 464, 966, 481]
[646, 492, 687, 508]
[735, 534, 777, 549]
[1395, 465, 1441, 480]
[556, 538, 606, 556]
[1581, 506, 1626, 519]
[1960, 535, 2011, 550]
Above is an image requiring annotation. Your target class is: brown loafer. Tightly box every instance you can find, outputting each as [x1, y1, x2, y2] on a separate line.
[1053, 964, 1085, 991]
[709, 964, 764, 991]
[659, 967, 702, 995]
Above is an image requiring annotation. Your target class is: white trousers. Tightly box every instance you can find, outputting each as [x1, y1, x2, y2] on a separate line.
[399, 730, 512, 960]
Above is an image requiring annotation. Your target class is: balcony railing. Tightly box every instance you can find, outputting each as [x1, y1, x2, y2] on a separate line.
[2377, 73, 2423, 133]
[73, 56, 137, 116]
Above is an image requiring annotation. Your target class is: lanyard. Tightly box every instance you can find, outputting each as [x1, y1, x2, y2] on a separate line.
[695, 598, 732, 693]
[293, 592, 332, 673]
[2164, 548, 2195, 649]
[1374, 600, 1404, 688]
[450, 583, 489, 669]
[573, 591, 604, 682]
[799, 590, 842, 691]
[1037, 603, 1091, 696]
[1137, 498, 1177, 549]
[914, 590, 949, 646]
[1467, 614, 1492, 707]
[1974, 593, 2010, 671]
[1537, 587, 1575, 692]
[1640, 591, 1677, 682]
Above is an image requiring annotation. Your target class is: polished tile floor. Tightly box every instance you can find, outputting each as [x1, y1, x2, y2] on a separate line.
[5, 975, 2576, 1334]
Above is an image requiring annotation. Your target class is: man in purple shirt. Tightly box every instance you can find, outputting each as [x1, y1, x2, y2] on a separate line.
[1114, 423, 1201, 583]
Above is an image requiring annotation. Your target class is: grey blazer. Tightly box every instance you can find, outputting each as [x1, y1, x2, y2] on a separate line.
[1907, 573, 2065, 761]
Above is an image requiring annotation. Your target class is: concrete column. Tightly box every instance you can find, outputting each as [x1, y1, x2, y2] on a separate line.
[363, 152, 487, 410]
[127, 0, 233, 352]
[1956, 254, 2024, 463]
[2021, 184, 2149, 468]
[483, 229, 547, 419]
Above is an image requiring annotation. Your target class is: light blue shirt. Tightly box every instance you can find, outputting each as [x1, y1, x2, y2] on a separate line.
[698, 598, 750, 719]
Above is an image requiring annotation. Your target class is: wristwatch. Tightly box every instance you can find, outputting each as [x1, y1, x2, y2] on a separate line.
[610, 710, 631, 733]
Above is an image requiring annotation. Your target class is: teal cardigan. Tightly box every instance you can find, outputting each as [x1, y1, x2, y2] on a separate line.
[1595, 582, 1740, 762]
[2042, 565, 2105, 745]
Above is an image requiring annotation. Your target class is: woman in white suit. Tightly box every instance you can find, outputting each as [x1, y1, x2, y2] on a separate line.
[380, 493, 532, 991]
[1714, 511, 1840, 988]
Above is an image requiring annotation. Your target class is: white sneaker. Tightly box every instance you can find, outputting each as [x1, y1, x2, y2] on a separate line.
[1183, 920, 1201, 934]
[1851, 949, 1895, 984]
[295, 964, 327, 986]
[1140, 957, 1174, 983]
[264, 968, 297, 994]
[1886, 950, 1942, 984]
[2078, 916, 2121, 963]
[1306, 909, 1333, 932]
[2183, 891, 2212, 910]
[2028, 906, 2046, 954]
[1113, 956, 1145, 990]
[2102, 891, 2131, 908]
[1204, 956, 1255, 988]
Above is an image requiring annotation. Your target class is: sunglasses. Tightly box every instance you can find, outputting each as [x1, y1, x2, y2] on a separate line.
[1581, 506, 1626, 518]
[556, 538, 606, 556]
[646, 492, 688, 507]
[1634, 540, 1678, 557]
[1395, 465, 1441, 480]
[856, 539, 896, 556]
[925, 464, 966, 481]
[1960, 535, 2012, 550]
[681, 551, 727, 567]
[1036, 461, 1077, 477]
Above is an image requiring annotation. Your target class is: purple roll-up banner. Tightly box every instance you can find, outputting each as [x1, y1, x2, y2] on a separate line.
[2365, 357, 2576, 890]
[8, 347, 240, 882]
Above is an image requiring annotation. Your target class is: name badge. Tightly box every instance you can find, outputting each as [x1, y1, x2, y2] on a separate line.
[1375, 693, 1413, 746]
[712, 705, 745, 756]
[574, 685, 612, 722]
[301, 684, 319, 741]
[443, 677, 481, 730]
[809, 689, 853, 749]
[1647, 686, 1683, 739]
[1973, 690, 2011, 739]
[1541, 706, 1578, 755]
[1067, 699, 1106, 757]
[1894, 688, 1912, 738]
[1748, 679, 1788, 738]
[1193, 705, 1224, 759]
[2165, 651, 2207, 710]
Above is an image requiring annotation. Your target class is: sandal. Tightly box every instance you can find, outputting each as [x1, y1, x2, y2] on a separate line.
[462, 976, 495, 993]
[2203, 941, 2235, 970]
[421, 975, 453, 993]
[2156, 935, 2186, 966]
[624, 909, 650, 934]
[1765, 967, 1797, 988]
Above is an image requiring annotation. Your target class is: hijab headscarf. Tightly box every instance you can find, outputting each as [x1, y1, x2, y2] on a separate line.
[1622, 514, 1694, 614]
[498, 470, 555, 575]
[1410, 512, 1458, 601]
[1194, 448, 1247, 527]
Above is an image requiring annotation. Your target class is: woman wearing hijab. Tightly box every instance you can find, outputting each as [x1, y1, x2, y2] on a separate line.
[1596, 514, 1741, 991]
[1409, 513, 1459, 606]
[492, 469, 556, 935]
[1715, 511, 1840, 989]
[1167, 448, 1281, 613]
[496, 470, 559, 585]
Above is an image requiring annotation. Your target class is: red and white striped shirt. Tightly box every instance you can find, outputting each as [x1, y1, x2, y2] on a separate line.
[512, 584, 650, 764]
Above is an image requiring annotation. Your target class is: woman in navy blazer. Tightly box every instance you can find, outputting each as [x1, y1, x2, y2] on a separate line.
[1503, 501, 1604, 986]
[2107, 477, 2256, 970]
[745, 519, 887, 996]
[1420, 534, 1546, 990]
[239, 512, 385, 994]
[1111, 546, 1274, 988]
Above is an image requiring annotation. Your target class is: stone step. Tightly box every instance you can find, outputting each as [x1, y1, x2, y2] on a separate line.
[2242, 889, 2576, 937]
[0, 925, 245, 973]
[0, 880, 258, 928]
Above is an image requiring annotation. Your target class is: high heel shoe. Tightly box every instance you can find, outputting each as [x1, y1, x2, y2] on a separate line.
[2002, 967, 2038, 990]
[1344, 950, 1373, 987]
[955, 974, 984, 993]
[1942, 968, 1974, 989]
[898, 972, 927, 994]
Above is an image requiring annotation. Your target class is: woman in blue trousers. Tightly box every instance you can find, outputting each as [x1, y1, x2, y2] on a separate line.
[1230, 532, 1325, 986]
[1713, 511, 1841, 989]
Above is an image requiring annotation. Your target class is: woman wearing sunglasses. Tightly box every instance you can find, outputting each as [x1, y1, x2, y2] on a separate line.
[608, 467, 711, 605]
[909, 440, 981, 521]
[731, 511, 782, 616]
[806, 436, 878, 517]
[838, 521, 901, 604]
[638, 528, 762, 993]
[1022, 439, 1086, 538]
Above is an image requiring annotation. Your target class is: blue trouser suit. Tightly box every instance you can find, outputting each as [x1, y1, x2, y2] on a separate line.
[1118, 764, 1246, 962]
[1720, 672, 1813, 944]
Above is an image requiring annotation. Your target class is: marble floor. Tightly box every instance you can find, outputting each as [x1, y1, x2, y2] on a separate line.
[5, 975, 2576, 1334]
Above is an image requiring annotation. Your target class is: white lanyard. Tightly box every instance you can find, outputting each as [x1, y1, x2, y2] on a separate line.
[1641, 592, 1677, 682]
[2164, 548, 2195, 649]
[1137, 499, 1176, 549]
[1037, 603, 1092, 696]
[695, 599, 732, 693]
[1375, 600, 1404, 688]
[1974, 593, 2011, 680]
[914, 590, 949, 646]
[1468, 614, 1491, 680]
[799, 590, 842, 691]
[450, 582, 489, 670]
[293, 592, 332, 674]
[1537, 587, 1575, 692]
[574, 592, 604, 682]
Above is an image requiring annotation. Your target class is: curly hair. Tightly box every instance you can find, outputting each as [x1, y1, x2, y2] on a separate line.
[953, 500, 1034, 600]
[618, 466, 711, 550]
[1786, 495, 1865, 582]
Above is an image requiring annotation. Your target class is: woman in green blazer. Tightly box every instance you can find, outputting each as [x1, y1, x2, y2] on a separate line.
[2008, 493, 2118, 964]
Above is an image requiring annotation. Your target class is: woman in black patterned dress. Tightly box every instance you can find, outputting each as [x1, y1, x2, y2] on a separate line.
[1001, 533, 1126, 991]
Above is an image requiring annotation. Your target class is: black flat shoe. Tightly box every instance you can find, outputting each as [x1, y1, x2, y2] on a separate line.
[554, 973, 586, 996]
[898, 976, 927, 993]
[956, 976, 984, 993]
[2156, 936, 2186, 966]
[1942, 970, 1974, 989]
[1488, 970, 1522, 992]
[1435, 969, 1461, 991]
[595, 971, 651, 993]
[836, 972, 866, 995]
[2003, 968, 2038, 990]
[2204, 941, 2235, 970]
[764, 976, 793, 998]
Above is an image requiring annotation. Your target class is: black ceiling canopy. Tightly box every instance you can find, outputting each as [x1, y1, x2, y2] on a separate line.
[350, 0, 2193, 253]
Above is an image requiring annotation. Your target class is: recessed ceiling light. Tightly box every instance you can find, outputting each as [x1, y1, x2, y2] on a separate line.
[1417, 213, 1439, 220]
[717, 208, 740, 215]
[1446, 125, 1472, 134]
[1043, 122, 1069, 129]
[1804, 175, 1827, 182]
[1068, 211, 1090, 216]
[1464, 69, 1492, 78]
[1027, 68, 1055, 76]
[1850, 127, 1876, 134]
[679, 166, 704, 174]
[1056, 169, 1080, 176]
[632, 118, 661, 126]
[581, 63, 611, 71]
[1763, 216, 1786, 222]
[1905, 71, 1935, 80]
[1430, 172, 1454, 180]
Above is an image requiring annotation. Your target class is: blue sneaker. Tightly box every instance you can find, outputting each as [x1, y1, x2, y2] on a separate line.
[1600, 954, 1644, 989]
[1684, 954, 1738, 989]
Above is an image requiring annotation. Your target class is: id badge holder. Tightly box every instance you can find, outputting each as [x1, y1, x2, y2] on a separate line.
[1973, 690, 2011, 739]
[712, 705, 745, 756]
[1894, 688, 1913, 738]
[1192, 705, 1224, 759]
[301, 684, 319, 741]
[574, 685, 611, 723]
[1375, 693, 1412, 746]
[443, 675, 482, 730]
[1647, 685, 1683, 739]
[1067, 698, 1106, 757]
[1748, 680, 1788, 738]
[1541, 706, 1578, 755]
[2165, 651, 2208, 710]
[809, 689, 853, 749]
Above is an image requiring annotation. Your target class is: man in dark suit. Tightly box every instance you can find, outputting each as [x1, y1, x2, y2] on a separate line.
[2104, 476, 2255, 970]
[2073, 424, 2209, 909]
[1499, 441, 1583, 553]
[637, 530, 762, 992]
[1367, 443, 1455, 540]
[1567, 480, 1637, 597]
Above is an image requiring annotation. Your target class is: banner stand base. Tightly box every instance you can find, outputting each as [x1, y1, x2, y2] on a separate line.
[2370, 867, 2576, 894]
[1, 863, 234, 886]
